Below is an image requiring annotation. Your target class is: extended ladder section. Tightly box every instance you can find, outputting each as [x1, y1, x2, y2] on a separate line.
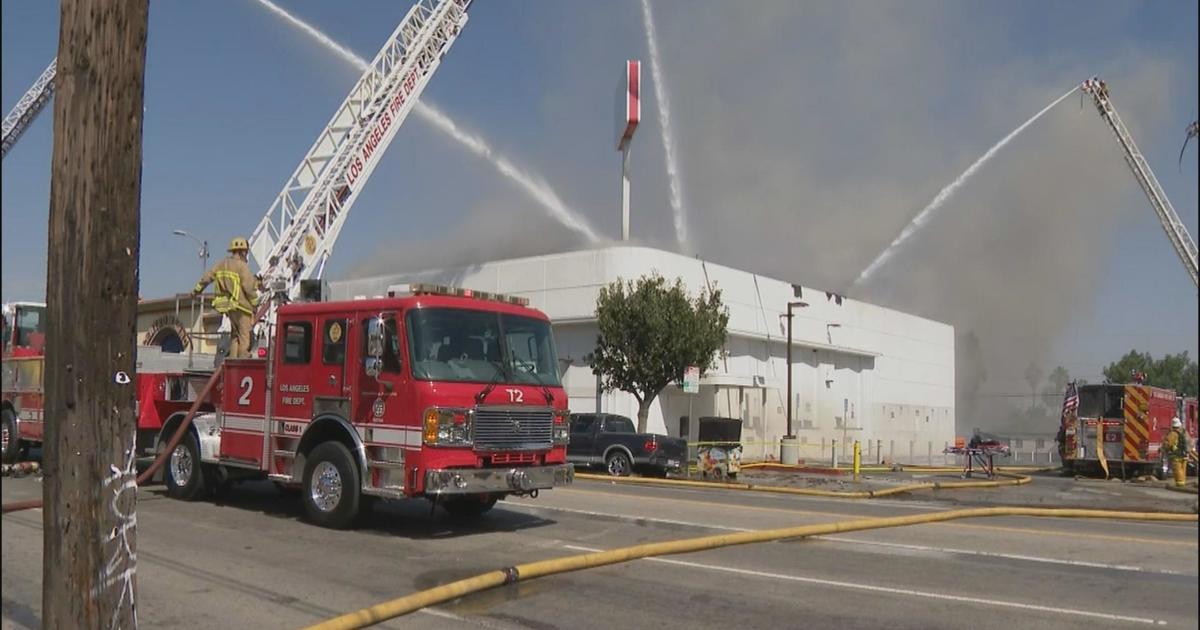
[1, 59, 57, 159]
[1083, 80, 1198, 287]
[248, 0, 471, 323]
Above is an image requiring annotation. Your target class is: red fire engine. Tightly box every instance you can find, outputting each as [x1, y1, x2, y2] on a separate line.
[2, 301, 215, 464]
[156, 283, 572, 528]
[1060, 382, 1198, 479]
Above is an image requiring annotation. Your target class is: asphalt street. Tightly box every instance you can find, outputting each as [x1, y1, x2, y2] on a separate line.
[3, 475, 1197, 629]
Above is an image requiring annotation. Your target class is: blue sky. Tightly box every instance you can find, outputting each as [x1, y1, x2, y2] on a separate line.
[2, 1, 1197, 394]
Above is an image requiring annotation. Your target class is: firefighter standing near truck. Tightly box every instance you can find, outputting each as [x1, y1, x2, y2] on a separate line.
[192, 237, 258, 358]
[1163, 417, 1190, 487]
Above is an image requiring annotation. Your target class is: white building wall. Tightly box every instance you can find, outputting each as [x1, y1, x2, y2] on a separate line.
[331, 246, 955, 464]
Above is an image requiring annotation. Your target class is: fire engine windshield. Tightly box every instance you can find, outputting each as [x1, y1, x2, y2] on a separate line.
[3, 305, 45, 352]
[1077, 385, 1124, 418]
[406, 308, 561, 386]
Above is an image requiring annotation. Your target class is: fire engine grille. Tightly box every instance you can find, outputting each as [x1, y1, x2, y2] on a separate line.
[473, 407, 554, 451]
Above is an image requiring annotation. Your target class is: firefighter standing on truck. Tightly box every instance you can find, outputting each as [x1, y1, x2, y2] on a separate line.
[1163, 417, 1190, 487]
[192, 237, 258, 358]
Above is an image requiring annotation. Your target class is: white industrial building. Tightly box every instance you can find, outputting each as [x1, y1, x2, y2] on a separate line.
[330, 246, 955, 465]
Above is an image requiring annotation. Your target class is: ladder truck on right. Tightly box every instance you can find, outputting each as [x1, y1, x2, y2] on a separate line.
[1058, 78, 1198, 480]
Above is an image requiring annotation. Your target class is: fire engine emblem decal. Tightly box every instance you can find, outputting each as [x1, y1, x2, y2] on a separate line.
[328, 321, 343, 344]
[373, 398, 385, 419]
[304, 233, 317, 256]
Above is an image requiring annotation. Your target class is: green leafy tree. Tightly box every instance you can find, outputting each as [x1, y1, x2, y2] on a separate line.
[1103, 350, 1198, 397]
[1042, 366, 1071, 399]
[589, 273, 729, 432]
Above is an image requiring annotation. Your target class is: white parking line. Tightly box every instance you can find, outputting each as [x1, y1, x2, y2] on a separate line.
[817, 536, 1191, 576]
[503, 501, 1190, 576]
[562, 544, 1167, 626]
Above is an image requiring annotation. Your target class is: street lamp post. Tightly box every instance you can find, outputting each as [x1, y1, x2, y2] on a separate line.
[173, 229, 210, 355]
[172, 229, 209, 276]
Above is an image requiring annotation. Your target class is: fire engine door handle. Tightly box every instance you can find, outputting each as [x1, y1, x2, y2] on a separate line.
[328, 375, 337, 385]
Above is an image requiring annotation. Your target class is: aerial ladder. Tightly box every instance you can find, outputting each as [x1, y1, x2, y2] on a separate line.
[1081, 78, 1198, 287]
[249, 0, 472, 329]
[1, 59, 56, 159]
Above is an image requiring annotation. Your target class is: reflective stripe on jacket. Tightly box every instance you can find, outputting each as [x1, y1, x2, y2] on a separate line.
[193, 255, 258, 315]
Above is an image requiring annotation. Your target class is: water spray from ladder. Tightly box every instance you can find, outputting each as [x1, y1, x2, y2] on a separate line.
[254, 0, 600, 243]
[851, 85, 1080, 289]
[640, 0, 688, 248]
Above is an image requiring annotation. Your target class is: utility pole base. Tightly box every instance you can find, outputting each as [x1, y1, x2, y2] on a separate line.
[780, 436, 800, 465]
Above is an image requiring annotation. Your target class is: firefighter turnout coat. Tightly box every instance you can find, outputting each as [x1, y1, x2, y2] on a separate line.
[193, 255, 258, 316]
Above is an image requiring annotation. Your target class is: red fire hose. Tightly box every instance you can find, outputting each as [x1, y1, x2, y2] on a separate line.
[1, 365, 224, 514]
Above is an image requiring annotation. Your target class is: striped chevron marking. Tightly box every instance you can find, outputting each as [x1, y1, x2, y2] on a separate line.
[1122, 386, 1150, 461]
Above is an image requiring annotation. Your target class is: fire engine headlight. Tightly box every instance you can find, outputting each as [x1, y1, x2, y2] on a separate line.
[423, 407, 473, 447]
[552, 410, 569, 445]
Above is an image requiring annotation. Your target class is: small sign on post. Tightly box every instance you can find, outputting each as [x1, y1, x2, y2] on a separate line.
[683, 366, 700, 394]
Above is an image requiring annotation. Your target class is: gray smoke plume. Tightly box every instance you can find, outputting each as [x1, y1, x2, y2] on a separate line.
[336, 1, 1192, 435]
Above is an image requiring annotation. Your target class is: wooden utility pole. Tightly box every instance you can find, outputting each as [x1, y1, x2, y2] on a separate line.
[43, 1, 149, 628]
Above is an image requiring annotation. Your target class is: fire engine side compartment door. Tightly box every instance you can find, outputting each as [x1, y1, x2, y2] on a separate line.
[219, 359, 268, 465]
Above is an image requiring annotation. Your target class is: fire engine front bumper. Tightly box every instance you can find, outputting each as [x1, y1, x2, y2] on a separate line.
[424, 464, 574, 496]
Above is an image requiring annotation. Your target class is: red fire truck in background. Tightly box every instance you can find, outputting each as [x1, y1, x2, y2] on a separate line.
[2, 301, 214, 465]
[1060, 381, 1198, 479]
[155, 283, 573, 528]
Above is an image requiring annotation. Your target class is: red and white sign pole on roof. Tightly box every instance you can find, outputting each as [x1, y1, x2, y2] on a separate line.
[616, 60, 640, 241]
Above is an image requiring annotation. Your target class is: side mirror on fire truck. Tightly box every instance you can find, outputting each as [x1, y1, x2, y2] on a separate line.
[365, 317, 385, 379]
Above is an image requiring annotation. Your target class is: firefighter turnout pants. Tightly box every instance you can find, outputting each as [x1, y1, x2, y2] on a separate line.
[1171, 458, 1187, 487]
[228, 311, 252, 359]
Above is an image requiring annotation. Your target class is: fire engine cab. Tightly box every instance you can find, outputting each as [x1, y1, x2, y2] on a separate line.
[158, 283, 574, 528]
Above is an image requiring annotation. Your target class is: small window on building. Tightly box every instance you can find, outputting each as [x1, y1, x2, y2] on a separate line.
[890, 410, 895, 419]
[1014, 439, 1024, 449]
[323, 319, 348, 364]
[1035, 439, 1045, 450]
[283, 322, 312, 364]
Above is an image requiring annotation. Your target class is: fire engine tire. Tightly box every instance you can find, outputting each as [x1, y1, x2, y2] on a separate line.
[1, 409, 20, 465]
[605, 451, 632, 477]
[442, 494, 500, 517]
[164, 433, 207, 501]
[302, 442, 362, 530]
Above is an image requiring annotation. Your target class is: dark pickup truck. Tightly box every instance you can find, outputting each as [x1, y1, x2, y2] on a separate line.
[567, 413, 688, 477]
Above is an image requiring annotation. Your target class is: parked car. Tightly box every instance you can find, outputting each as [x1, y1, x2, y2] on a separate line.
[567, 413, 687, 477]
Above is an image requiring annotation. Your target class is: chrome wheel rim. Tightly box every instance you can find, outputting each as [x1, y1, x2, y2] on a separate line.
[310, 461, 342, 512]
[170, 443, 193, 487]
[607, 455, 628, 476]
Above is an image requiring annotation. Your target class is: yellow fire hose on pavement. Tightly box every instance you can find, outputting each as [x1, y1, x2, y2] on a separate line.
[303, 506, 1197, 630]
[573, 470, 1032, 499]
